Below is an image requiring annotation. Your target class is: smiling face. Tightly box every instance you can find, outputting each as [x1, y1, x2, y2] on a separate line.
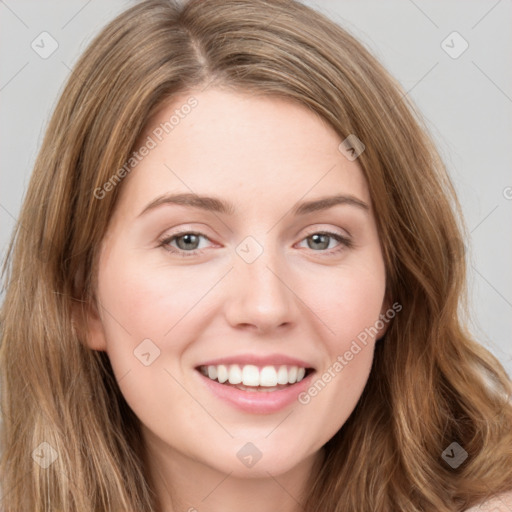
[85, 88, 389, 480]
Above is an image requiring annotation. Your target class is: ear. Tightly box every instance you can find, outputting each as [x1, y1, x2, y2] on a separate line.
[72, 294, 108, 351]
[375, 294, 394, 341]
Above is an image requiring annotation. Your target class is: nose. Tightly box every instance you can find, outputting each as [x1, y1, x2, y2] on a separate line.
[223, 244, 297, 334]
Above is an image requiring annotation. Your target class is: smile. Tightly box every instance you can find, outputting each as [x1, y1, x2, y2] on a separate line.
[195, 356, 317, 414]
[198, 364, 312, 390]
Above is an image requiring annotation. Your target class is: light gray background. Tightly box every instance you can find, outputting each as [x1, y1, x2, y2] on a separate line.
[1, 1, 511, 375]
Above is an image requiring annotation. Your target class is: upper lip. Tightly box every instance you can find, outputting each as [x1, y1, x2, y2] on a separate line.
[196, 353, 315, 370]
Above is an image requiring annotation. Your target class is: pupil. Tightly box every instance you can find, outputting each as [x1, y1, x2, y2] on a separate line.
[176, 234, 331, 251]
[309, 234, 329, 250]
[178, 234, 199, 250]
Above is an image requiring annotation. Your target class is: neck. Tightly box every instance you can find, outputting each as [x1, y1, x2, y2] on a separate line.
[144, 431, 325, 512]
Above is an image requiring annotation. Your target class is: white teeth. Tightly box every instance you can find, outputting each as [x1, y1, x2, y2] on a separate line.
[242, 365, 260, 386]
[259, 366, 277, 387]
[201, 364, 309, 387]
[228, 364, 242, 384]
[276, 365, 289, 385]
[217, 364, 228, 383]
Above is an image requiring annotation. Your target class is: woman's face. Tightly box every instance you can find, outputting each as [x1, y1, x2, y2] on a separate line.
[86, 88, 389, 478]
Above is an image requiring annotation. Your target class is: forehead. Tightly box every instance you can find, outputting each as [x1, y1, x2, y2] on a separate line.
[115, 88, 370, 217]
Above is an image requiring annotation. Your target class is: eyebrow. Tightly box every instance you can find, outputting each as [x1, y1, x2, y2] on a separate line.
[137, 192, 369, 217]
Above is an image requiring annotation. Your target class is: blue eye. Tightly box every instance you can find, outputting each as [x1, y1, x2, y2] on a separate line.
[158, 230, 352, 257]
[298, 232, 353, 254]
[159, 232, 211, 257]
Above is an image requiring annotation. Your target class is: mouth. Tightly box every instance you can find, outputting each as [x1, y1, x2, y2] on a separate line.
[196, 364, 315, 392]
[194, 354, 317, 413]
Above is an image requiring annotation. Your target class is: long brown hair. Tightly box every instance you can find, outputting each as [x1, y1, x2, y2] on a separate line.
[1, 1, 511, 510]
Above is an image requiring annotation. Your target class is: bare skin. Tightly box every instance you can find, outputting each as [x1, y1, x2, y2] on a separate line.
[85, 88, 389, 512]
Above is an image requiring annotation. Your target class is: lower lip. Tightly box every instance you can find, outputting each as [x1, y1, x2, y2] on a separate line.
[196, 370, 315, 414]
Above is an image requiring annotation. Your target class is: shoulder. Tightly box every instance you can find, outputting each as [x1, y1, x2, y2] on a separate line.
[465, 489, 512, 511]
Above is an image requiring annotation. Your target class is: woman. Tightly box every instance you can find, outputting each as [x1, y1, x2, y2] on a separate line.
[1, 0, 511, 510]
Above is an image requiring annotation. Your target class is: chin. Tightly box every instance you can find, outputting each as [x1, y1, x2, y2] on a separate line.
[203, 440, 317, 479]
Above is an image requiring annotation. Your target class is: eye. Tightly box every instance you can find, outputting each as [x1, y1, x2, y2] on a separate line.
[297, 231, 352, 254]
[158, 232, 212, 257]
[158, 229, 353, 258]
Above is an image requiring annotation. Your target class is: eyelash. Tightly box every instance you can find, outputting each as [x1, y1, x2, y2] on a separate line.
[158, 230, 353, 257]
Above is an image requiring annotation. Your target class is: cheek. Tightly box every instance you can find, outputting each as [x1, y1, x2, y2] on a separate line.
[292, 259, 385, 434]
[296, 291, 382, 446]
[97, 247, 215, 342]
[95, 246, 226, 405]
[304, 259, 387, 347]
[297, 344, 375, 448]
[95, 252, 212, 432]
